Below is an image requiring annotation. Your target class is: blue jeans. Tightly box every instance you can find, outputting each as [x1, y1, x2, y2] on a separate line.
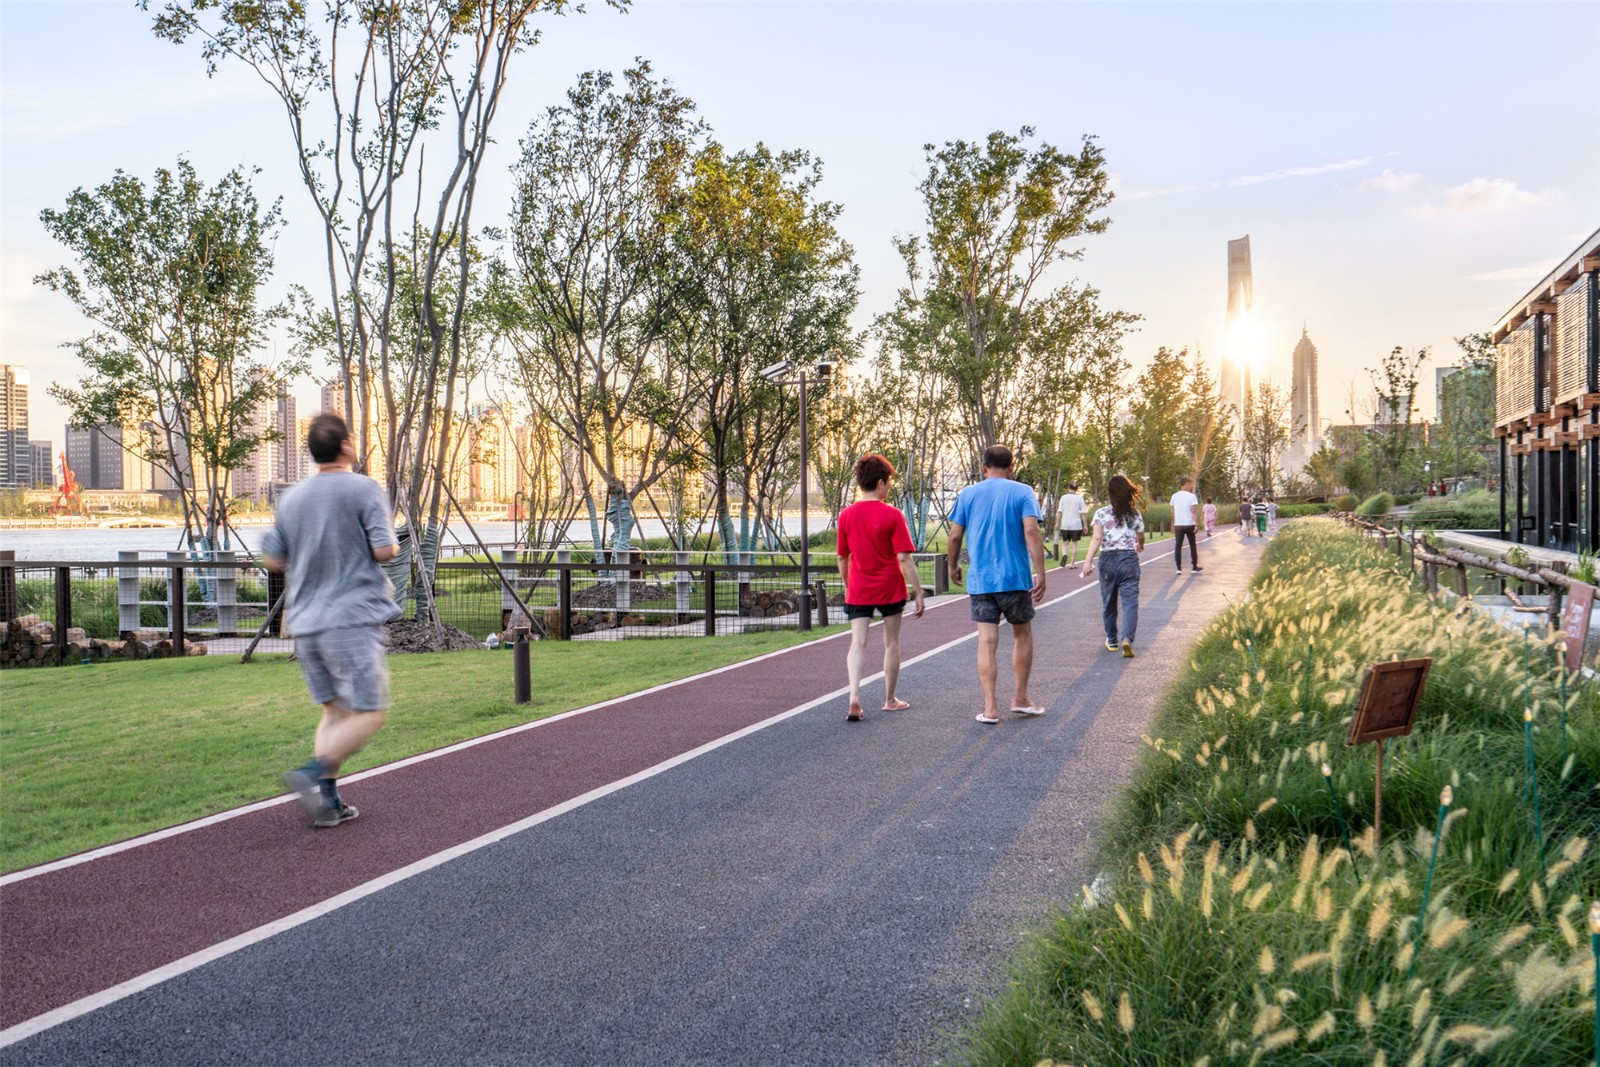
[1099, 550, 1140, 643]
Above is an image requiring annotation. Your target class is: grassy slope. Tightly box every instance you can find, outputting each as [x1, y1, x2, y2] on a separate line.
[954, 520, 1598, 1066]
[0, 627, 840, 873]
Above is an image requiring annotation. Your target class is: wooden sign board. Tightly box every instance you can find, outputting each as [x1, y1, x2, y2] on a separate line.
[1345, 658, 1432, 746]
[1561, 581, 1595, 674]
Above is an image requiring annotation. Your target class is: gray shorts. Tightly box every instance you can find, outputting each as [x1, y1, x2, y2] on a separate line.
[970, 590, 1036, 626]
[296, 627, 390, 711]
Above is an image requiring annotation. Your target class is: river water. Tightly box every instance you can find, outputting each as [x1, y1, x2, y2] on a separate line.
[0, 516, 807, 562]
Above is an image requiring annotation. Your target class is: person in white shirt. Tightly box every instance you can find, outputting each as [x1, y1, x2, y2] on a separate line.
[1056, 482, 1087, 566]
[1170, 476, 1202, 574]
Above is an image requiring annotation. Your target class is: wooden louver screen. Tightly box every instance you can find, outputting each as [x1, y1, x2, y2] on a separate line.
[1557, 279, 1590, 401]
[1497, 324, 1535, 423]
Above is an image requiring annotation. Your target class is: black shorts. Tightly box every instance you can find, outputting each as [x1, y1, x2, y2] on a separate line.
[844, 600, 907, 620]
[970, 590, 1036, 625]
[1058, 528, 1083, 542]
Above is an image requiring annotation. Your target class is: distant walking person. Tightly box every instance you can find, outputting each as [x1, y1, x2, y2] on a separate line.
[1255, 496, 1270, 537]
[1239, 499, 1255, 537]
[1203, 497, 1218, 539]
[1081, 473, 1146, 657]
[1170, 476, 1202, 574]
[837, 453, 926, 722]
[1057, 482, 1087, 565]
[265, 414, 400, 829]
[948, 445, 1048, 725]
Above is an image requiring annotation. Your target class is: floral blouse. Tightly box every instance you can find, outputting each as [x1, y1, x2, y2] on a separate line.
[1092, 505, 1144, 552]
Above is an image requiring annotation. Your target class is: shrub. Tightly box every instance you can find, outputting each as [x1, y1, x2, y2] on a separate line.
[1334, 493, 1360, 512]
[1355, 492, 1395, 516]
[1144, 502, 1172, 531]
[954, 522, 1596, 1066]
[1276, 502, 1335, 518]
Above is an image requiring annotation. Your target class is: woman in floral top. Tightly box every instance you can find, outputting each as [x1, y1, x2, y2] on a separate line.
[1079, 473, 1146, 657]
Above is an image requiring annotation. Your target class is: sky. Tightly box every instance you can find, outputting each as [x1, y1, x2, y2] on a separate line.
[3, 0, 1598, 456]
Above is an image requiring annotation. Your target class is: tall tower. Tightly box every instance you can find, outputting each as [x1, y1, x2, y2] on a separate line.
[1, 365, 29, 490]
[1290, 328, 1322, 467]
[1221, 237, 1253, 411]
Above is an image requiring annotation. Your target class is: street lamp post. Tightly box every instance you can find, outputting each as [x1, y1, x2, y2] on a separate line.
[760, 358, 834, 632]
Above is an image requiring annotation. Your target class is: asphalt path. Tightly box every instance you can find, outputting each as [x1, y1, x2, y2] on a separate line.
[1, 530, 1264, 1066]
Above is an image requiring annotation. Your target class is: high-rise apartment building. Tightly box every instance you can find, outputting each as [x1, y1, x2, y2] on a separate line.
[1, 365, 29, 490]
[235, 380, 301, 499]
[28, 441, 54, 488]
[65, 423, 156, 491]
[1290, 328, 1322, 465]
[1220, 237, 1254, 412]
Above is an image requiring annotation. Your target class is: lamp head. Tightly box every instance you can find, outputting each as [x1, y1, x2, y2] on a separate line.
[757, 360, 795, 383]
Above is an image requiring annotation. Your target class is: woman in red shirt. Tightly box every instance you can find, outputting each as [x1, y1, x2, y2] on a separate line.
[836, 453, 926, 721]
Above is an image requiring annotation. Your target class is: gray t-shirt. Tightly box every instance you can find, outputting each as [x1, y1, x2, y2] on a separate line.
[261, 471, 399, 636]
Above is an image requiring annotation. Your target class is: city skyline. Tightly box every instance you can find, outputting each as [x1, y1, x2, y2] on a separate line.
[3, 1, 1597, 457]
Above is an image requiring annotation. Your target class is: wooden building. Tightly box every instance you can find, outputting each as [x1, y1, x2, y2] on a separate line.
[1495, 228, 1600, 550]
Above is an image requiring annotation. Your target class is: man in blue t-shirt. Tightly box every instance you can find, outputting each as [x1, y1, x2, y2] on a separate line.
[947, 444, 1048, 725]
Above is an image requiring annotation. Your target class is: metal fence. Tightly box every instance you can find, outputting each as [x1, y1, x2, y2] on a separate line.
[0, 549, 952, 666]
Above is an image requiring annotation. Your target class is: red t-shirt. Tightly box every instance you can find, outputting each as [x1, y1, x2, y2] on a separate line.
[836, 499, 915, 605]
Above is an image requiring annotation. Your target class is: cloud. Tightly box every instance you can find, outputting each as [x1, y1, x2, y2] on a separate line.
[1464, 263, 1552, 284]
[1116, 156, 1379, 202]
[1414, 177, 1557, 217]
[1362, 168, 1423, 192]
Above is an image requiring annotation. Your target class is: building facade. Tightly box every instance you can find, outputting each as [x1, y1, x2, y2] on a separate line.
[28, 441, 53, 488]
[65, 423, 156, 492]
[1287, 328, 1322, 470]
[1219, 236, 1254, 412]
[1, 365, 29, 490]
[1494, 228, 1600, 551]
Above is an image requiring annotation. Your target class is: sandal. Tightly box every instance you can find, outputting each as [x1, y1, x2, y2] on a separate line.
[975, 712, 1000, 725]
[881, 698, 911, 711]
[846, 702, 864, 722]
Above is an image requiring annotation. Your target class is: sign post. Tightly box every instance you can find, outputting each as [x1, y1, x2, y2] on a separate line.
[1561, 580, 1594, 674]
[1345, 657, 1432, 845]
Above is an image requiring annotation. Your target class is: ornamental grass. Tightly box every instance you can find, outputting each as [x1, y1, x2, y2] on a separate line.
[957, 519, 1598, 1066]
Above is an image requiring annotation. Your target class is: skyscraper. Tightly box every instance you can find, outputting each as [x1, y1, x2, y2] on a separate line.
[1220, 237, 1254, 411]
[1, 365, 29, 490]
[1290, 328, 1321, 465]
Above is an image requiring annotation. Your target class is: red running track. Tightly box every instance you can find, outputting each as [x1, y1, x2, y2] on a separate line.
[2, 568, 1112, 1033]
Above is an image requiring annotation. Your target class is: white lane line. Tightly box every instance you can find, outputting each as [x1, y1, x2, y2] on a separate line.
[4, 550, 1183, 886]
[0, 549, 1187, 1045]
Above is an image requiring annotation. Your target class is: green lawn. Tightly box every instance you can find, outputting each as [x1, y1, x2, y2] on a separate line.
[0, 627, 841, 873]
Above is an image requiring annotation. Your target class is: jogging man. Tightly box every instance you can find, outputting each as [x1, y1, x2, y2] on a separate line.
[947, 445, 1048, 725]
[264, 413, 400, 828]
[1171, 475, 1202, 574]
[1056, 482, 1087, 566]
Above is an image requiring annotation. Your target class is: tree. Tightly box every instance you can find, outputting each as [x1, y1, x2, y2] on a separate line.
[1178, 352, 1234, 501]
[1303, 444, 1344, 499]
[1437, 333, 1497, 484]
[1370, 346, 1429, 491]
[675, 139, 859, 556]
[1126, 347, 1190, 496]
[39, 159, 292, 553]
[890, 128, 1129, 465]
[1238, 381, 1296, 494]
[499, 64, 703, 560]
[149, 0, 590, 612]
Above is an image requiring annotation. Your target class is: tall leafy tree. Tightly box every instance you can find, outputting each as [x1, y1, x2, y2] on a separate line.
[499, 64, 702, 558]
[1437, 333, 1497, 483]
[39, 159, 292, 552]
[1126, 346, 1190, 496]
[1238, 380, 1296, 494]
[890, 128, 1127, 464]
[148, 0, 590, 574]
[1371, 346, 1429, 491]
[676, 140, 859, 556]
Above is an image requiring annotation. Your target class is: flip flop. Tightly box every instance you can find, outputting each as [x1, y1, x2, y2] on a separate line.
[975, 712, 1000, 725]
[1010, 705, 1046, 717]
[846, 702, 864, 722]
[881, 698, 911, 711]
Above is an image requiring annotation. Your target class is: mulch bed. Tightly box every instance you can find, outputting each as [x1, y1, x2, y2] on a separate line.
[385, 619, 483, 654]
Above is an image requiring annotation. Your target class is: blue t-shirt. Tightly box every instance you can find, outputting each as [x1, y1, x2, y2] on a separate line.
[949, 477, 1041, 594]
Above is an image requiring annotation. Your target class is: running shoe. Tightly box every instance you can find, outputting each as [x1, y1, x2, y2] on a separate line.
[1104, 639, 1119, 651]
[313, 802, 360, 829]
[281, 764, 325, 821]
[1121, 639, 1136, 658]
